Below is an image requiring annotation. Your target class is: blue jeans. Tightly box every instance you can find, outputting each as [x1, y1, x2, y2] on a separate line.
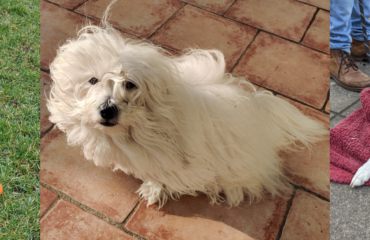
[330, 0, 370, 53]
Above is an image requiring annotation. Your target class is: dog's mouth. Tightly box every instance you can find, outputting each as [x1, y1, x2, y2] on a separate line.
[100, 121, 117, 127]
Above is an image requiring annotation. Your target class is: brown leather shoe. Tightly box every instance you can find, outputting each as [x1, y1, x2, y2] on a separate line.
[351, 39, 370, 62]
[330, 49, 370, 92]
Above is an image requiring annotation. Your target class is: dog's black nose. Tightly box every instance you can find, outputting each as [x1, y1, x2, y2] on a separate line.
[100, 104, 118, 120]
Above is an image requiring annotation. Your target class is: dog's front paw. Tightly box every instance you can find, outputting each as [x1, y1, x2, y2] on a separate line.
[137, 181, 166, 207]
[351, 159, 370, 187]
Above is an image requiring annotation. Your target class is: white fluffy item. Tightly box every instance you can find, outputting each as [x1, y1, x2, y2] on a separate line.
[47, 1, 328, 208]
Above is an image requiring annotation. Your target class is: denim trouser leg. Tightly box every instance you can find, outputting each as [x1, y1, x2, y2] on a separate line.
[351, 0, 370, 41]
[330, 0, 354, 53]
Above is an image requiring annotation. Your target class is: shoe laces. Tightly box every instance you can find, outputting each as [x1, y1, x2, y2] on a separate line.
[339, 51, 359, 74]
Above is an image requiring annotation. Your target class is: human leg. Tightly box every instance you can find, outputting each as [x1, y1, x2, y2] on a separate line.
[350, 0, 370, 61]
[330, 0, 355, 53]
[351, 0, 370, 41]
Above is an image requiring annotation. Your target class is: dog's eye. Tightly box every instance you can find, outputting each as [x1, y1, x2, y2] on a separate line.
[125, 81, 137, 90]
[89, 77, 99, 85]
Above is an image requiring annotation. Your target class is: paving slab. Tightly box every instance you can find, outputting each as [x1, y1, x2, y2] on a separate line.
[40, 71, 53, 135]
[181, 0, 235, 14]
[280, 190, 330, 240]
[41, 200, 136, 239]
[330, 115, 345, 129]
[150, 5, 258, 71]
[47, 0, 86, 9]
[325, 99, 330, 113]
[341, 100, 362, 117]
[225, 0, 316, 42]
[232, 32, 330, 109]
[40, 186, 58, 217]
[297, 0, 329, 10]
[329, 79, 360, 114]
[75, 0, 184, 38]
[330, 182, 370, 240]
[126, 194, 291, 240]
[302, 10, 330, 53]
[330, 112, 335, 119]
[40, 0, 89, 70]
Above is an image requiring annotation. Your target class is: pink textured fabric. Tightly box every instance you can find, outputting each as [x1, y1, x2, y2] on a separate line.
[330, 88, 370, 185]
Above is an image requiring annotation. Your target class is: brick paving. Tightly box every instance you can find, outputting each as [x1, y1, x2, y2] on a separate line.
[40, 0, 330, 239]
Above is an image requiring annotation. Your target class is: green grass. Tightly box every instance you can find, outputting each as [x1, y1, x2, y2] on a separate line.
[0, 0, 40, 239]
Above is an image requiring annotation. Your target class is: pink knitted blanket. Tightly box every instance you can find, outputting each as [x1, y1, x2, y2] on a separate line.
[330, 88, 370, 185]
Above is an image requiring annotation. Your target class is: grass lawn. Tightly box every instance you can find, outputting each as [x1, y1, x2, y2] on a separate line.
[0, 0, 40, 239]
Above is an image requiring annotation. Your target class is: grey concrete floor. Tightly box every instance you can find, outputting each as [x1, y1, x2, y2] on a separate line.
[330, 61, 370, 239]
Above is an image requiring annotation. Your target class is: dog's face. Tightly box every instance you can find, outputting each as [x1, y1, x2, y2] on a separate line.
[48, 28, 174, 136]
[74, 70, 139, 134]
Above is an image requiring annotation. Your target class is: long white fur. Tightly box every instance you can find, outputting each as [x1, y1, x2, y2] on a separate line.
[47, 1, 328, 208]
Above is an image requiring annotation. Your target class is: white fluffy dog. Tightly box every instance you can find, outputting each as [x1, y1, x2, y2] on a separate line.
[47, 3, 327, 207]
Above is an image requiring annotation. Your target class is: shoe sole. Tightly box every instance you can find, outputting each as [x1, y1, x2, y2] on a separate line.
[352, 55, 370, 62]
[330, 73, 364, 92]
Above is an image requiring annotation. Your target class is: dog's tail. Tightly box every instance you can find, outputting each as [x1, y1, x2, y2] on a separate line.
[255, 92, 328, 151]
[174, 49, 227, 86]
